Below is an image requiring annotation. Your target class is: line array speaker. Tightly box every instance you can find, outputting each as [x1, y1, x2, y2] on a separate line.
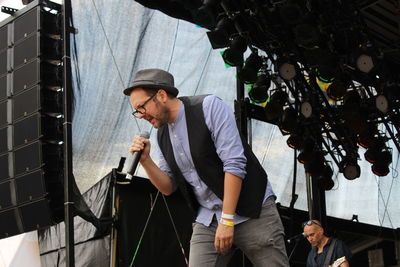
[0, 0, 63, 240]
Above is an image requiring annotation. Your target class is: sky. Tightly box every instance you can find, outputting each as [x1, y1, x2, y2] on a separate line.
[0, 0, 24, 22]
[0, 0, 61, 22]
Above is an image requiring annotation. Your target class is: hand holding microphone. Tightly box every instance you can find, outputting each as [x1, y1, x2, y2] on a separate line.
[126, 131, 150, 180]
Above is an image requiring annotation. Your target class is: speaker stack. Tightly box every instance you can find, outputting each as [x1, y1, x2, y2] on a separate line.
[0, 0, 64, 239]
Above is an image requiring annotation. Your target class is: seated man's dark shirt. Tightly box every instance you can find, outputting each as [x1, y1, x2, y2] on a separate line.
[307, 238, 352, 267]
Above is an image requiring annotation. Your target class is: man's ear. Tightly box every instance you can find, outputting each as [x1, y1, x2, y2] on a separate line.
[157, 89, 169, 102]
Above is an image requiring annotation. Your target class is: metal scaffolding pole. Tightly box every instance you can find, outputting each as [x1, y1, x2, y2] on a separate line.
[62, 0, 75, 265]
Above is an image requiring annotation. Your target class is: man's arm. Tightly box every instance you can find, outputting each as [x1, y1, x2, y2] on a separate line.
[214, 172, 242, 254]
[130, 135, 174, 195]
[203, 95, 247, 254]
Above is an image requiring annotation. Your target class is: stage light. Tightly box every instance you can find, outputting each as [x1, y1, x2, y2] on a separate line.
[264, 90, 288, 121]
[375, 94, 389, 113]
[376, 83, 400, 113]
[278, 61, 297, 80]
[206, 16, 233, 49]
[304, 151, 326, 176]
[340, 159, 361, 180]
[315, 65, 336, 84]
[371, 149, 392, 176]
[356, 54, 374, 73]
[357, 126, 378, 149]
[297, 150, 312, 164]
[279, 107, 297, 134]
[300, 100, 312, 118]
[286, 133, 304, 149]
[316, 164, 334, 191]
[297, 139, 316, 164]
[341, 89, 370, 134]
[238, 53, 263, 84]
[327, 80, 348, 101]
[248, 73, 271, 103]
[364, 138, 385, 164]
[317, 176, 335, 191]
[221, 35, 247, 67]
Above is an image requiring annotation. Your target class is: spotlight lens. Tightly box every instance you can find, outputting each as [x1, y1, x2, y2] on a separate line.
[279, 62, 296, 80]
[356, 54, 374, 73]
[301, 101, 312, 118]
[327, 81, 347, 101]
[375, 95, 389, 113]
[343, 164, 360, 180]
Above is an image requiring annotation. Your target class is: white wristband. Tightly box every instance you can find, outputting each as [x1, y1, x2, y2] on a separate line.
[221, 212, 235, 220]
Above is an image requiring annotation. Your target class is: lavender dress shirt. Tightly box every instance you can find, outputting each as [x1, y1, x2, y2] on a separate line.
[156, 95, 274, 226]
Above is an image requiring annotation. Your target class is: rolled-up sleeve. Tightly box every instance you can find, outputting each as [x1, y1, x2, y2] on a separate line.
[154, 141, 177, 191]
[203, 95, 247, 179]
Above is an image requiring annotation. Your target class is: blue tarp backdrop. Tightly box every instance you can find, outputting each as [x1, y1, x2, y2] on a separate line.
[70, 0, 399, 229]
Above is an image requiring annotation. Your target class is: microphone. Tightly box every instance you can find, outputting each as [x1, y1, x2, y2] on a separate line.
[286, 232, 307, 244]
[126, 131, 150, 180]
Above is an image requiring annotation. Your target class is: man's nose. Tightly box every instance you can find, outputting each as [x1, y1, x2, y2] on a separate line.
[136, 112, 146, 119]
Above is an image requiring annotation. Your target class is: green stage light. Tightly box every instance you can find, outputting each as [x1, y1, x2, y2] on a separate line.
[248, 73, 271, 103]
[221, 36, 247, 67]
[238, 53, 263, 84]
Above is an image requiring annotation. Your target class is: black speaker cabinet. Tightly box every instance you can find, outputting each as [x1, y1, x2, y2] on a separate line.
[0, 0, 63, 240]
[0, 49, 6, 75]
[0, 100, 6, 128]
[0, 24, 7, 51]
[0, 126, 7, 154]
[0, 74, 6, 101]
[0, 153, 9, 182]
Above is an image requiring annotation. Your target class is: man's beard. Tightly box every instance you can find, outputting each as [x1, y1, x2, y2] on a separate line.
[151, 104, 170, 128]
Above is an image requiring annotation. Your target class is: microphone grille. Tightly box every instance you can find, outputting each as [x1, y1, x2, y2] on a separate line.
[140, 131, 150, 138]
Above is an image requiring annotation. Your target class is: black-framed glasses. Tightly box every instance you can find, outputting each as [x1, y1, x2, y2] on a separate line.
[132, 92, 158, 118]
[302, 220, 322, 228]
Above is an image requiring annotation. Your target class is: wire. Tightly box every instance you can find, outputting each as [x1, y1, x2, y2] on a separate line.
[166, 20, 180, 72]
[162, 195, 189, 266]
[375, 176, 395, 228]
[89, 0, 142, 131]
[192, 47, 212, 97]
[260, 124, 276, 166]
[129, 191, 160, 267]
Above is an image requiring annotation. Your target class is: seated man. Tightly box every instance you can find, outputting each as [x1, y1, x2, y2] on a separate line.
[303, 220, 352, 267]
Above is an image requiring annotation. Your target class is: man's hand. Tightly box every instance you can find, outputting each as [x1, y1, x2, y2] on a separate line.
[129, 135, 151, 162]
[214, 222, 234, 254]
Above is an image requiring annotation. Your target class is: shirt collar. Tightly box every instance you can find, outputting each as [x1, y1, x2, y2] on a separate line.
[169, 101, 184, 127]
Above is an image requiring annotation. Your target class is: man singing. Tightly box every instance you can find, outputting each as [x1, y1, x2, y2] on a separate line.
[125, 68, 289, 266]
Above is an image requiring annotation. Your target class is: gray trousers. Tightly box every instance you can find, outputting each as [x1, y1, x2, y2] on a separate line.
[189, 198, 290, 267]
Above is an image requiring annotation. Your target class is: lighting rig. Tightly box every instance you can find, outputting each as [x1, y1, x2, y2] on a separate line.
[203, 0, 400, 184]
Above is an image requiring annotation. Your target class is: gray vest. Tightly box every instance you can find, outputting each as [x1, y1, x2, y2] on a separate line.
[157, 95, 268, 218]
